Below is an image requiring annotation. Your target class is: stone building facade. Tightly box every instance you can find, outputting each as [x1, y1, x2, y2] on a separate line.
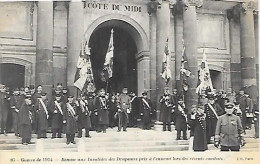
[0, 0, 258, 109]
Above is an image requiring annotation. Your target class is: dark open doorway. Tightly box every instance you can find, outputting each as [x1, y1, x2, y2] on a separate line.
[0, 63, 25, 91]
[89, 24, 138, 94]
[210, 70, 222, 90]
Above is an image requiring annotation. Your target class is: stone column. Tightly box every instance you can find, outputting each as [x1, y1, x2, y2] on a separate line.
[227, 8, 242, 91]
[173, 2, 183, 92]
[148, 2, 157, 110]
[182, 0, 202, 109]
[67, 1, 84, 96]
[36, 1, 54, 97]
[240, 1, 257, 101]
[156, 0, 171, 110]
[254, 13, 259, 95]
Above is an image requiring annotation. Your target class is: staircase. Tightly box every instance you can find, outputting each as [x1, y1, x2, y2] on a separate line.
[0, 124, 258, 152]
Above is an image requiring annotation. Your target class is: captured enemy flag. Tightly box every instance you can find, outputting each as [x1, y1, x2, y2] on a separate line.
[161, 38, 171, 85]
[74, 41, 95, 92]
[196, 49, 214, 94]
[180, 45, 191, 92]
[101, 29, 114, 82]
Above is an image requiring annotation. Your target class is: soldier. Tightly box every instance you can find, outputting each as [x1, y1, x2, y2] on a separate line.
[10, 88, 23, 136]
[19, 94, 33, 145]
[86, 92, 97, 131]
[50, 94, 64, 138]
[139, 92, 152, 130]
[63, 95, 78, 144]
[0, 85, 10, 135]
[171, 89, 178, 124]
[226, 88, 236, 104]
[34, 92, 49, 138]
[236, 89, 251, 132]
[129, 92, 140, 128]
[205, 94, 224, 144]
[175, 98, 188, 140]
[189, 104, 208, 151]
[32, 85, 43, 105]
[159, 87, 174, 131]
[118, 87, 131, 132]
[77, 95, 91, 138]
[253, 97, 259, 138]
[95, 88, 109, 133]
[214, 103, 245, 151]
[108, 94, 117, 128]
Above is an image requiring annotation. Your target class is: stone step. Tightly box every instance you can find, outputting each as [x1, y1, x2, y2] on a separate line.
[0, 144, 36, 150]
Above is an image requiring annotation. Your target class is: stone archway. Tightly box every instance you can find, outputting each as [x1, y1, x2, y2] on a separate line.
[84, 14, 150, 96]
[0, 57, 32, 86]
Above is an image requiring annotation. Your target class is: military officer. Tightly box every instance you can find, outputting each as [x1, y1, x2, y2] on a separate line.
[19, 94, 33, 145]
[50, 94, 64, 138]
[205, 94, 224, 143]
[95, 88, 109, 133]
[10, 88, 23, 136]
[139, 91, 152, 130]
[63, 95, 78, 144]
[34, 92, 49, 138]
[118, 87, 131, 132]
[159, 87, 174, 131]
[214, 103, 245, 151]
[0, 85, 10, 135]
[129, 92, 140, 127]
[77, 95, 91, 138]
[175, 98, 188, 140]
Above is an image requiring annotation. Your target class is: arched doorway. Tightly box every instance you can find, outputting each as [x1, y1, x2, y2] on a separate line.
[210, 70, 222, 90]
[0, 63, 25, 91]
[87, 18, 150, 95]
[89, 25, 137, 93]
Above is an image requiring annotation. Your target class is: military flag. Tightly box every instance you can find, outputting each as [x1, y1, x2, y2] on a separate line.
[74, 41, 96, 92]
[180, 44, 191, 92]
[196, 49, 214, 94]
[101, 29, 114, 82]
[161, 38, 171, 85]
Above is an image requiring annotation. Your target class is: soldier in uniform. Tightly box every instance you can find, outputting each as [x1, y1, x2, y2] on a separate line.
[34, 92, 49, 138]
[118, 87, 131, 132]
[0, 85, 10, 135]
[95, 88, 109, 133]
[139, 92, 152, 130]
[189, 104, 208, 151]
[214, 103, 245, 151]
[253, 97, 259, 138]
[108, 94, 117, 128]
[63, 95, 78, 144]
[86, 92, 97, 131]
[77, 95, 91, 138]
[205, 94, 224, 143]
[236, 89, 251, 132]
[62, 87, 68, 103]
[50, 94, 64, 138]
[175, 98, 188, 140]
[19, 94, 33, 145]
[171, 89, 178, 124]
[129, 92, 140, 127]
[10, 88, 23, 136]
[159, 87, 174, 131]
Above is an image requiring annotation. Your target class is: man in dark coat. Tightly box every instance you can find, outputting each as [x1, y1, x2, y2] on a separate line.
[34, 92, 49, 138]
[19, 94, 33, 145]
[205, 94, 224, 143]
[50, 94, 64, 138]
[253, 98, 259, 138]
[139, 92, 152, 130]
[108, 94, 117, 128]
[31, 85, 43, 133]
[171, 89, 178, 124]
[215, 103, 245, 151]
[10, 88, 23, 136]
[159, 87, 174, 131]
[86, 92, 97, 131]
[129, 92, 139, 127]
[77, 95, 91, 138]
[63, 95, 78, 144]
[95, 88, 109, 133]
[0, 86, 10, 135]
[189, 105, 208, 151]
[175, 98, 188, 140]
[118, 87, 131, 132]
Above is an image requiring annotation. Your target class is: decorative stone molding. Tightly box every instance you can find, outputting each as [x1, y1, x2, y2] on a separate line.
[227, 6, 240, 23]
[147, 0, 175, 15]
[183, 0, 203, 8]
[241, 1, 257, 14]
[172, 1, 183, 16]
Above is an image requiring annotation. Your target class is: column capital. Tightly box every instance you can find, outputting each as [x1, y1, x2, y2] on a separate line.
[147, 0, 175, 15]
[172, 1, 183, 16]
[240, 1, 257, 14]
[183, 0, 203, 8]
[227, 6, 240, 23]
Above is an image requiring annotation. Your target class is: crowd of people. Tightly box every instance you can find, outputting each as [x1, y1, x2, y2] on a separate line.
[0, 83, 258, 152]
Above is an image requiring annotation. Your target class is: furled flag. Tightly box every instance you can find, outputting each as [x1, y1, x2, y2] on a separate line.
[180, 44, 191, 92]
[101, 29, 114, 82]
[74, 41, 96, 92]
[161, 38, 171, 85]
[196, 49, 214, 94]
